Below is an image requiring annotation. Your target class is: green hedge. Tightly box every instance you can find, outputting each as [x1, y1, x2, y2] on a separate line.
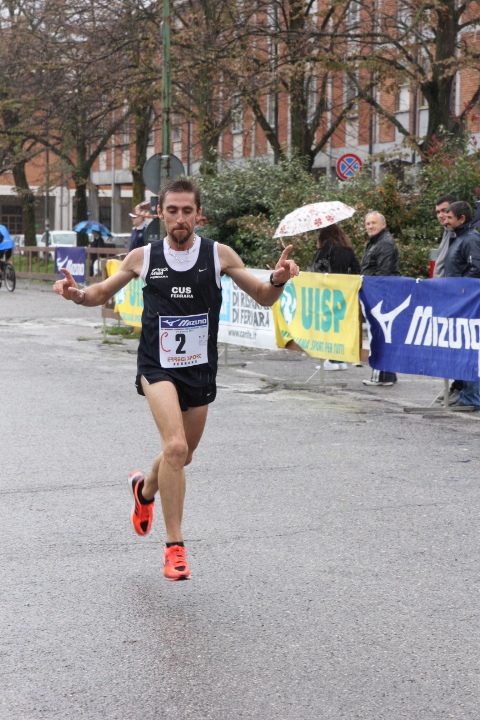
[197, 138, 480, 278]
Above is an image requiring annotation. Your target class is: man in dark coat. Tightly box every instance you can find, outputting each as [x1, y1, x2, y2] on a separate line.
[444, 201, 480, 278]
[360, 211, 400, 277]
[444, 201, 480, 409]
[361, 211, 400, 386]
[433, 194, 456, 279]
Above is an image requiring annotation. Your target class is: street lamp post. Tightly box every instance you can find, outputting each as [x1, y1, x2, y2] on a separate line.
[161, 0, 171, 190]
[45, 119, 50, 249]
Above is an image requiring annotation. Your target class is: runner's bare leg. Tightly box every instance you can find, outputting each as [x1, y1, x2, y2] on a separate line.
[140, 378, 208, 542]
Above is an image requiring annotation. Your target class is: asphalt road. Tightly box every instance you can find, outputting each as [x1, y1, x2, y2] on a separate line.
[1, 281, 480, 720]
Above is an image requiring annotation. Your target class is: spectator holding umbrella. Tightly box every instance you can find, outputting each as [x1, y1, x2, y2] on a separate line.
[73, 221, 111, 276]
[306, 222, 361, 370]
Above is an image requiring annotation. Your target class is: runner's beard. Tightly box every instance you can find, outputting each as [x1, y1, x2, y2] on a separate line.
[169, 227, 193, 247]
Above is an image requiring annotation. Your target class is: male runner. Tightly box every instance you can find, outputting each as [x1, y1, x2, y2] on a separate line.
[53, 178, 299, 581]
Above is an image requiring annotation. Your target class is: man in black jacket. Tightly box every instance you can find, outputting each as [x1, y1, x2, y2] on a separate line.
[444, 201, 480, 409]
[361, 211, 400, 386]
[360, 211, 400, 277]
[433, 194, 456, 278]
[444, 201, 480, 278]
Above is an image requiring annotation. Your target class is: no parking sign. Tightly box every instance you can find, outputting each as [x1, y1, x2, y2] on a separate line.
[336, 153, 362, 180]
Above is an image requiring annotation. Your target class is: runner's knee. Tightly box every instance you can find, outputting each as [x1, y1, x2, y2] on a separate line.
[163, 439, 189, 468]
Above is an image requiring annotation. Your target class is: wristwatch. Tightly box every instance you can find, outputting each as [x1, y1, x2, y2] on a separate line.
[269, 272, 286, 288]
[73, 290, 86, 305]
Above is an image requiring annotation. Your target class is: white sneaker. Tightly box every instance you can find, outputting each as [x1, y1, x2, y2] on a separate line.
[338, 363, 348, 370]
[323, 359, 340, 370]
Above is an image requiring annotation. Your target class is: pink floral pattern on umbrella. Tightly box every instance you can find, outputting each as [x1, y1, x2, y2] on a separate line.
[273, 201, 355, 238]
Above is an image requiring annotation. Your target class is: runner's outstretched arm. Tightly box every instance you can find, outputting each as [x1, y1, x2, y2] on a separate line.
[53, 248, 143, 306]
[219, 243, 299, 306]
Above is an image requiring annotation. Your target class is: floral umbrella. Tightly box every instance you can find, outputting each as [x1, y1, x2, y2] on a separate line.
[273, 201, 355, 239]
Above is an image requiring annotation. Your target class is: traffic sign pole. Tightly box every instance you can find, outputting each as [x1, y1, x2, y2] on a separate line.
[161, 0, 171, 191]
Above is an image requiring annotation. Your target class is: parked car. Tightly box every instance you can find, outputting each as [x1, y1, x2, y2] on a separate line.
[12, 234, 43, 255]
[110, 233, 130, 250]
[37, 231, 78, 258]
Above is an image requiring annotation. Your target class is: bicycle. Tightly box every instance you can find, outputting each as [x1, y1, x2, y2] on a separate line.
[0, 259, 16, 291]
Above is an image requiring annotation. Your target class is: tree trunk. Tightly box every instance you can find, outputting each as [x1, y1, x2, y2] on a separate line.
[420, 1, 463, 149]
[72, 141, 90, 246]
[132, 105, 152, 206]
[288, 0, 311, 165]
[197, 82, 218, 176]
[290, 67, 310, 163]
[12, 159, 36, 246]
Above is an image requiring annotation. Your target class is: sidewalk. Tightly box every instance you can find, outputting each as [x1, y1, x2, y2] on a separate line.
[3, 280, 480, 720]
[215, 343, 478, 419]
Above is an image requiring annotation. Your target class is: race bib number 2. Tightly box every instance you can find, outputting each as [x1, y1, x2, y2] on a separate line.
[159, 313, 209, 368]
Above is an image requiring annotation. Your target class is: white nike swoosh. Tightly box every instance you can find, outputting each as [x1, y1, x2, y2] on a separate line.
[199, 268, 207, 272]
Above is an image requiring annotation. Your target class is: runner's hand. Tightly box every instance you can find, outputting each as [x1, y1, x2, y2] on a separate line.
[271, 245, 299, 285]
[53, 268, 81, 301]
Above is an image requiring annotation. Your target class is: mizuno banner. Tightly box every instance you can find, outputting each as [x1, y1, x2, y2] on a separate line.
[55, 247, 86, 283]
[273, 272, 362, 362]
[360, 276, 480, 381]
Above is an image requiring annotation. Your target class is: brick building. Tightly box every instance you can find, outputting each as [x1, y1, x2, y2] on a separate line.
[2, 0, 480, 237]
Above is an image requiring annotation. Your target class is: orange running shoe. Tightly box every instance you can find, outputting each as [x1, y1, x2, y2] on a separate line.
[163, 544, 190, 581]
[129, 471, 154, 536]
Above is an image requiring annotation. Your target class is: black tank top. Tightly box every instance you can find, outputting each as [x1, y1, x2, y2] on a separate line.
[137, 237, 223, 386]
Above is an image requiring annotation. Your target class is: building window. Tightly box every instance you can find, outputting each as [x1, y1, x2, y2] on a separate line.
[397, 1, 411, 27]
[267, 93, 276, 129]
[306, 74, 317, 123]
[2, 205, 22, 234]
[99, 206, 111, 229]
[418, 57, 429, 109]
[345, 74, 358, 117]
[231, 97, 243, 134]
[346, 0, 360, 26]
[396, 83, 410, 113]
[122, 122, 130, 169]
[172, 114, 182, 144]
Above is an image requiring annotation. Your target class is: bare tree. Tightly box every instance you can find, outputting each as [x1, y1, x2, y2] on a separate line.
[352, 0, 480, 152]
[226, 0, 359, 169]
[169, 0, 252, 175]
[0, 0, 47, 244]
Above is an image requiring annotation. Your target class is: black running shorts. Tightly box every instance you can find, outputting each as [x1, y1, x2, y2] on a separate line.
[135, 373, 217, 412]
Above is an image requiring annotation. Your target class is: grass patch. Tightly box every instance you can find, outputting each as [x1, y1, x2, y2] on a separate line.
[105, 325, 141, 340]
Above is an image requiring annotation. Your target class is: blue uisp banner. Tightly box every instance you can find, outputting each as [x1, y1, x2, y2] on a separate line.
[359, 276, 480, 381]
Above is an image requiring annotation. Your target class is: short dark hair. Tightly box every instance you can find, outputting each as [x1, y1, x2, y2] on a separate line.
[435, 194, 457, 207]
[158, 178, 201, 211]
[447, 200, 472, 223]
